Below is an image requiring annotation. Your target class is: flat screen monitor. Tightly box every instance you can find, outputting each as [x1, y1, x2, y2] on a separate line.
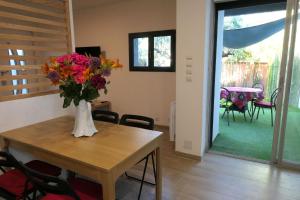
[75, 46, 101, 57]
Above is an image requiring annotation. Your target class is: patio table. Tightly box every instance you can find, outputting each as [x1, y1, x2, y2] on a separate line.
[221, 87, 264, 109]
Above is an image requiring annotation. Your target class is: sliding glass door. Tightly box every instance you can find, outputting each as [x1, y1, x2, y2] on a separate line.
[274, 0, 300, 167]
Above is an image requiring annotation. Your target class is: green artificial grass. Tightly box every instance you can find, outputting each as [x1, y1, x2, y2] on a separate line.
[211, 105, 300, 162]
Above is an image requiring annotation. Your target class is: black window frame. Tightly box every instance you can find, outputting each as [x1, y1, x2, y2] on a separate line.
[129, 30, 176, 72]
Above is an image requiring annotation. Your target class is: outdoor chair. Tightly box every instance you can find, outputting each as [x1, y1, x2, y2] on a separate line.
[251, 88, 279, 126]
[221, 87, 251, 126]
[251, 83, 265, 114]
[220, 87, 234, 126]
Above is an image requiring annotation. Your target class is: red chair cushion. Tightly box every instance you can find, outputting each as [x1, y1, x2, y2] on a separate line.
[0, 169, 33, 199]
[41, 177, 103, 200]
[254, 101, 273, 108]
[41, 194, 74, 200]
[25, 160, 61, 177]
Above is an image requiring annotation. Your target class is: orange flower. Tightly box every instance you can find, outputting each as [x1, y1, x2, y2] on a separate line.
[60, 66, 72, 80]
[100, 55, 107, 65]
[83, 68, 90, 80]
[112, 59, 123, 68]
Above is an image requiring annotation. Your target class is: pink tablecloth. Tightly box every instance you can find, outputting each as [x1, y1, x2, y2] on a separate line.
[221, 87, 264, 109]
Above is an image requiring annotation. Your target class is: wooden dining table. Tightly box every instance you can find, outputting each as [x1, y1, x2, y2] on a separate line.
[0, 116, 163, 200]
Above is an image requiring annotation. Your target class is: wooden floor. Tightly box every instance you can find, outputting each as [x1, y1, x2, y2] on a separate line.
[118, 127, 300, 200]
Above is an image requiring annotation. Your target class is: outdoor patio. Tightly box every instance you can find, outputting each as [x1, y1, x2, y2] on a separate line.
[211, 105, 300, 162]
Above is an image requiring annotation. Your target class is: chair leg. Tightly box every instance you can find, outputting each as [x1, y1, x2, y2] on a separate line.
[247, 108, 252, 117]
[271, 108, 274, 126]
[138, 156, 149, 200]
[256, 107, 261, 119]
[262, 108, 265, 115]
[227, 109, 230, 126]
[251, 106, 256, 122]
[232, 110, 235, 121]
[244, 112, 247, 121]
[222, 109, 226, 118]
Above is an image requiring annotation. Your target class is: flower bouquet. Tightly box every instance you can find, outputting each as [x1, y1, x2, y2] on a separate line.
[43, 53, 122, 137]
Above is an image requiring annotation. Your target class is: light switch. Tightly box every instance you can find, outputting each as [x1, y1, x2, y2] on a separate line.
[185, 57, 193, 66]
[186, 76, 192, 82]
[186, 68, 192, 75]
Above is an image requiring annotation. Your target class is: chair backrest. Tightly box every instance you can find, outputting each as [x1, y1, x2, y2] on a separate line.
[22, 164, 79, 200]
[92, 110, 119, 124]
[120, 114, 154, 130]
[0, 151, 17, 173]
[271, 88, 279, 106]
[0, 151, 79, 200]
[252, 83, 264, 91]
[221, 87, 231, 101]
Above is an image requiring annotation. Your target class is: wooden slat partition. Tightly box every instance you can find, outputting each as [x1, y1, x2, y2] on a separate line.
[0, 0, 71, 102]
[0, 0, 65, 18]
[0, 65, 41, 71]
[0, 34, 66, 43]
[0, 11, 67, 28]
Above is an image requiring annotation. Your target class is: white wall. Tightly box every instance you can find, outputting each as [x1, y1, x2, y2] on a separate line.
[176, 0, 213, 157]
[73, 0, 176, 126]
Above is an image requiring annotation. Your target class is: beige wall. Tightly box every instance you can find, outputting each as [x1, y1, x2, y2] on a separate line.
[176, 0, 213, 157]
[73, 0, 176, 126]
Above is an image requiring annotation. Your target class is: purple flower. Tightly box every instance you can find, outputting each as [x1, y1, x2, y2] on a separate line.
[47, 70, 60, 84]
[91, 74, 106, 90]
[102, 68, 111, 77]
[89, 57, 100, 71]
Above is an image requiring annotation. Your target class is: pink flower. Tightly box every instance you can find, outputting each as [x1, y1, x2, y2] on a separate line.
[56, 54, 72, 65]
[70, 53, 89, 66]
[71, 65, 87, 84]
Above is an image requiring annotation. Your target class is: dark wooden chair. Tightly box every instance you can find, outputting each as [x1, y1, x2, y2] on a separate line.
[251, 88, 279, 126]
[92, 110, 119, 124]
[119, 114, 155, 200]
[3, 151, 103, 200]
[0, 151, 61, 200]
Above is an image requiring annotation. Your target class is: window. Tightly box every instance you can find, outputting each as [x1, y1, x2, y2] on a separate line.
[129, 30, 176, 72]
[0, 0, 72, 102]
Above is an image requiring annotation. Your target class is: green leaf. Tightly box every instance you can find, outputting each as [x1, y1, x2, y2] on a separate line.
[63, 97, 72, 108]
[81, 83, 99, 101]
[73, 96, 80, 107]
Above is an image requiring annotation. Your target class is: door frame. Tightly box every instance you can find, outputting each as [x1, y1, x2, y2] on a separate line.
[209, 0, 287, 161]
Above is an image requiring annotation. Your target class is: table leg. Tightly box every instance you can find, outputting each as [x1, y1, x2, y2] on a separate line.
[0, 138, 9, 152]
[155, 147, 162, 200]
[102, 174, 115, 200]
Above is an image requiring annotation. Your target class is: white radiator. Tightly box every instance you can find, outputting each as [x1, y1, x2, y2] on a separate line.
[169, 101, 176, 141]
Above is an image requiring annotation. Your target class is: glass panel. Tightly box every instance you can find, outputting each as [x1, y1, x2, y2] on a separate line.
[133, 37, 148, 66]
[283, 3, 300, 164]
[154, 36, 171, 67]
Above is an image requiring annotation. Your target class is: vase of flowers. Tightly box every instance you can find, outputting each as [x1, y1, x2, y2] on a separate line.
[43, 53, 122, 137]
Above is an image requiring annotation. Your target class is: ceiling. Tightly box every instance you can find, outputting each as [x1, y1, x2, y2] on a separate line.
[72, 0, 124, 10]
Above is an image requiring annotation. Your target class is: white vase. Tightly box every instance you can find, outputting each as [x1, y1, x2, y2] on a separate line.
[72, 100, 97, 137]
